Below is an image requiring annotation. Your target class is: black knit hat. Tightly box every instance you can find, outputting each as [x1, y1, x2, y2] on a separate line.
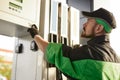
[82, 8, 116, 29]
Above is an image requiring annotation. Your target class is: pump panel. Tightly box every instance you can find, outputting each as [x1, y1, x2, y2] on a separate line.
[0, 0, 40, 28]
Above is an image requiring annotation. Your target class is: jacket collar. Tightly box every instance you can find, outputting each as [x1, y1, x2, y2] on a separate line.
[88, 35, 110, 44]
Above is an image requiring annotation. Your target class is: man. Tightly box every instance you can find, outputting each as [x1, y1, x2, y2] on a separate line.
[28, 8, 120, 80]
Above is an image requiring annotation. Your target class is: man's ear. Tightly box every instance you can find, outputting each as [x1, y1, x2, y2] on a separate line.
[95, 24, 104, 33]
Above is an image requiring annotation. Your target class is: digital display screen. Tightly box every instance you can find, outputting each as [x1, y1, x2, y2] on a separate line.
[9, 2, 22, 10]
[16, 0, 23, 3]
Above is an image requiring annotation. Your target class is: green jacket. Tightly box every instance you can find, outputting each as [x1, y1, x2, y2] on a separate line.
[45, 35, 120, 80]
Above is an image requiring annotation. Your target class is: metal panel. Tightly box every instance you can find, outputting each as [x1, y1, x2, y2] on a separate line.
[50, 0, 59, 34]
[58, 3, 69, 45]
[12, 35, 42, 80]
[0, 0, 41, 28]
[69, 7, 80, 46]
[60, 3, 68, 38]
[39, 0, 50, 41]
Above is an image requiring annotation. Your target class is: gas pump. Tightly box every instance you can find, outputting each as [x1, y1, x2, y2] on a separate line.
[0, 0, 80, 80]
[0, 0, 41, 80]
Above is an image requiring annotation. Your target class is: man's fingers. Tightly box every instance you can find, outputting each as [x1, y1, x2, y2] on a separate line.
[31, 24, 37, 29]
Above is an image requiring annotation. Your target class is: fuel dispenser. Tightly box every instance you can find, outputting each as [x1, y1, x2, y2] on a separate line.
[0, 0, 41, 80]
[0, 0, 80, 80]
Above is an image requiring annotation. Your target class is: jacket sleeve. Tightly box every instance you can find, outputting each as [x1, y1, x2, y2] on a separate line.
[45, 43, 85, 79]
[45, 43, 120, 80]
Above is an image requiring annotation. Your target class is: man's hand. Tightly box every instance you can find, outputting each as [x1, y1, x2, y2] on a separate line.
[27, 24, 39, 38]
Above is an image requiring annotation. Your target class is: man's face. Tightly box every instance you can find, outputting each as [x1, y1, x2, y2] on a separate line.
[81, 18, 97, 38]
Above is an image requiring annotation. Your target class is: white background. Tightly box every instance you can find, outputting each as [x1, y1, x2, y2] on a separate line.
[94, 0, 120, 56]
